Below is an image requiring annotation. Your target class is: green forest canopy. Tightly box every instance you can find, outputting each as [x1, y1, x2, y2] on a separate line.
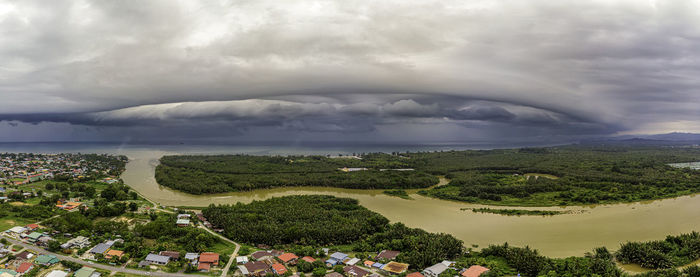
[202, 195, 464, 269]
[156, 146, 700, 205]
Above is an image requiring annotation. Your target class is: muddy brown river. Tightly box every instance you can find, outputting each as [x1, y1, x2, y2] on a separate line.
[116, 150, 700, 260]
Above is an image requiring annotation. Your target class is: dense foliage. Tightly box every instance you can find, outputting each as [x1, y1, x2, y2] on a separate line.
[157, 146, 700, 205]
[0, 203, 57, 220]
[156, 154, 437, 194]
[478, 244, 623, 277]
[353, 223, 463, 269]
[417, 146, 700, 205]
[466, 208, 564, 216]
[616, 232, 700, 269]
[203, 195, 390, 245]
[46, 212, 220, 258]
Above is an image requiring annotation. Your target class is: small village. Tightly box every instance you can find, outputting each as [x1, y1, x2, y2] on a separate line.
[2, 213, 492, 277]
[0, 154, 494, 277]
[0, 153, 126, 203]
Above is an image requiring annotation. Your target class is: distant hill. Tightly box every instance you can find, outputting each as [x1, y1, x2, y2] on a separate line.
[582, 132, 700, 146]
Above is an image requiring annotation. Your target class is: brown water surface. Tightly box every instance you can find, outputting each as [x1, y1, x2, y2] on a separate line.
[120, 150, 700, 259]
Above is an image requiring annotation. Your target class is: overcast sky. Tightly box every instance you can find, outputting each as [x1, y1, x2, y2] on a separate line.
[1, 0, 699, 144]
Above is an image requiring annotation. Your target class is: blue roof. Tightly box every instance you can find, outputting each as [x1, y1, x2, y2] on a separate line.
[325, 259, 339, 266]
[90, 243, 110, 254]
[329, 252, 348, 261]
[145, 254, 170, 264]
[372, 263, 385, 268]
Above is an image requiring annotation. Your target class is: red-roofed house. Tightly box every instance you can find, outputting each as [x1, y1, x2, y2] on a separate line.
[25, 224, 39, 231]
[461, 265, 489, 277]
[406, 272, 425, 277]
[301, 256, 316, 263]
[278, 253, 299, 265]
[200, 252, 219, 265]
[17, 262, 34, 274]
[271, 263, 287, 275]
[198, 262, 211, 272]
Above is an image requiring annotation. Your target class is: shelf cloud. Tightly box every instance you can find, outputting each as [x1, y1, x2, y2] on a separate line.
[1, 0, 699, 143]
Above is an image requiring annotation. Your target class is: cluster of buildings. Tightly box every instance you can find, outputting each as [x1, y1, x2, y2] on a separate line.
[234, 248, 492, 277]
[4, 224, 54, 247]
[87, 239, 125, 260]
[139, 251, 220, 272]
[422, 261, 490, 277]
[0, 153, 122, 186]
[237, 249, 413, 277]
[0, 249, 60, 277]
[175, 213, 190, 227]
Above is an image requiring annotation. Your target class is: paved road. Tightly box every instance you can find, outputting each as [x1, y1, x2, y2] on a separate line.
[1, 236, 198, 277]
[198, 223, 240, 277]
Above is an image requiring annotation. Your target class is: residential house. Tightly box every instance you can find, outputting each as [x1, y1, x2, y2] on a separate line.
[176, 219, 190, 227]
[46, 271, 68, 277]
[0, 270, 17, 277]
[325, 252, 349, 266]
[200, 252, 219, 265]
[301, 256, 316, 263]
[57, 202, 82, 210]
[344, 258, 360, 266]
[461, 265, 489, 277]
[25, 224, 39, 231]
[89, 243, 110, 255]
[236, 256, 249, 264]
[251, 251, 276, 261]
[198, 263, 211, 272]
[144, 254, 170, 265]
[26, 232, 43, 243]
[7, 226, 26, 234]
[38, 236, 52, 246]
[16, 263, 33, 275]
[104, 250, 124, 259]
[272, 263, 287, 275]
[278, 253, 298, 265]
[422, 263, 448, 277]
[34, 255, 59, 266]
[159, 251, 180, 260]
[364, 261, 374, 268]
[177, 214, 191, 219]
[15, 251, 33, 260]
[240, 261, 271, 276]
[376, 250, 400, 261]
[406, 272, 425, 277]
[382, 262, 409, 275]
[61, 236, 90, 249]
[185, 253, 199, 263]
[74, 267, 100, 277]
[343, 265, 370, 277]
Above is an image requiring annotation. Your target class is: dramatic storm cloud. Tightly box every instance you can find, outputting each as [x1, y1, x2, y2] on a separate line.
[1, 0, 699, 143]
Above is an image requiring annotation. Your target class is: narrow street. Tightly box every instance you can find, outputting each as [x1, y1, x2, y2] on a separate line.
[198, 223, 240, 277]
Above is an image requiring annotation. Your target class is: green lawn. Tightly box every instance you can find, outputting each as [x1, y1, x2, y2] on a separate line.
[207, 241, 237, 255]
[0, 215, 35, 231]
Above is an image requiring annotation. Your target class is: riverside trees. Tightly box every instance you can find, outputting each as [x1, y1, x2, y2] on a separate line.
[155, 146, 700, 206]
[203, 195, 464, 270]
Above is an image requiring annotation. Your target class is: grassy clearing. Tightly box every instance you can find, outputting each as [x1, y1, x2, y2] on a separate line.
[523, 173, 559, 180]
[0, 215, 35, 231]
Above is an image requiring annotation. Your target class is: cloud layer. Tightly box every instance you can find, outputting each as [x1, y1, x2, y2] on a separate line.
[1, 0, 699, 142]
